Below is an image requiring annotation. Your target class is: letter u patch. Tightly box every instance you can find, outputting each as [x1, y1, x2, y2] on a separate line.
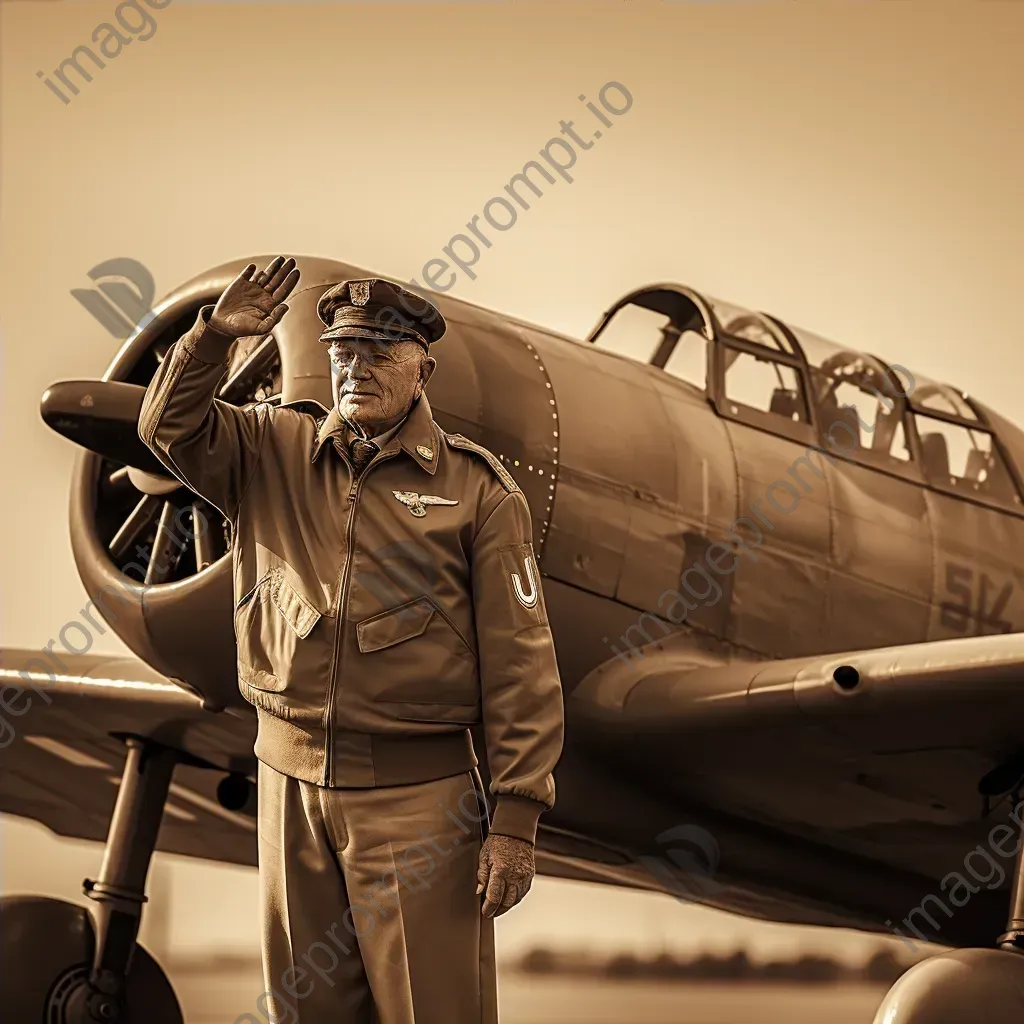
[498, 543, 547, 624]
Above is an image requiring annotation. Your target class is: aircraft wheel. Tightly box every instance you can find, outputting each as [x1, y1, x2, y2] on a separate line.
[872, 947, 1024, 1022]
[0, 895, 182, 1023]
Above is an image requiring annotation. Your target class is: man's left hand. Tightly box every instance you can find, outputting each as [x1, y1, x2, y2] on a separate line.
[476, 833, 535, 918]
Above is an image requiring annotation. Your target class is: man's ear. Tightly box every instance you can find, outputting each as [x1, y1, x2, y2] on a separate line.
[418, 355, 436, 391]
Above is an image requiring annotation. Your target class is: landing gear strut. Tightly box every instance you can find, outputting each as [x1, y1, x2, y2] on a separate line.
[0, 737, 183, 1023]
[998, 827, 1024, 953]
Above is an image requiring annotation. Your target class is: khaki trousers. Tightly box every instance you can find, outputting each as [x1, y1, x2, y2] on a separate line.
[256, 762, 498, 1024]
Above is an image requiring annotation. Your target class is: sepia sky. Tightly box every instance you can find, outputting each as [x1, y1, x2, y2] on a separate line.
[2, 0, 1022, 963]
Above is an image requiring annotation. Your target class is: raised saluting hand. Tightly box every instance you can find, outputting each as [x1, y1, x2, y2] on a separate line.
[209, 256, 301, 338]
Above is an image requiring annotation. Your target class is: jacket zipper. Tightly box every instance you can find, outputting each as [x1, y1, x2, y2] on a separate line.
[323, 447, 399, 786]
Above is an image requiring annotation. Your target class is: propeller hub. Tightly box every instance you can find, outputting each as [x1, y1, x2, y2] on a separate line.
[126, 467, 181, 497]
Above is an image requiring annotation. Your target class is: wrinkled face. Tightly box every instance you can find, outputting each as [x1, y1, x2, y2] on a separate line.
[328, 337, 435, 435]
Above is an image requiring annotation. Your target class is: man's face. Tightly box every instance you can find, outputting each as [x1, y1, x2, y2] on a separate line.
[328, 337, 435, 435]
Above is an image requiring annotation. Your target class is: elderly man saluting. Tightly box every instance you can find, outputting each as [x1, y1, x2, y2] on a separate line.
[139, 256, 564, 1023]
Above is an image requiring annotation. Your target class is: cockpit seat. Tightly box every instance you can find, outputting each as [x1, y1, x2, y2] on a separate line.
[833, 405, 862, 449]
[965, 447, 991, 484]
[769, 388, 801, 421]
[920, 432, 951, 484]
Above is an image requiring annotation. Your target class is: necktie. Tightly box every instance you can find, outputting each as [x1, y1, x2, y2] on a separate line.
[349, 437, 379, 473]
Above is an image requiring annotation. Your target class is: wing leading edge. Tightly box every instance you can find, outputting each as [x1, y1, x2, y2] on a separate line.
[565, 632, 1024, 946]
[0, 648, 259, 867]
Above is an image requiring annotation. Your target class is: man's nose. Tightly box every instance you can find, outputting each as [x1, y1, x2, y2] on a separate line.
[346, 357, 373, 379]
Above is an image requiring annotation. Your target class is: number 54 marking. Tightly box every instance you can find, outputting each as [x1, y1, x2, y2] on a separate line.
[940, 563, 1014, 635]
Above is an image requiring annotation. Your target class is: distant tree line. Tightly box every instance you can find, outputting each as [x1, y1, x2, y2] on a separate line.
[512, 946, 912, 985]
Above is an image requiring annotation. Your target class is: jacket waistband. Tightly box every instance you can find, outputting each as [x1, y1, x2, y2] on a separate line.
[253, 710, 478, 788]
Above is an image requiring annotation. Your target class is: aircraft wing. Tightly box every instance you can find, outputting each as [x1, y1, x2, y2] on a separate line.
[0, 648, 259, 867]
[566, 631, 1024, 944]
[6, 632, 1024, 945]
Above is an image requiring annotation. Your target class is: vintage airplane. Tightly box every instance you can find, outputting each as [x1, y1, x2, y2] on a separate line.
[3, 254, 1024, 1023]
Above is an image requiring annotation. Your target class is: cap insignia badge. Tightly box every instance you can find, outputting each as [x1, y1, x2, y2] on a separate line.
[349, 280, 372, 306]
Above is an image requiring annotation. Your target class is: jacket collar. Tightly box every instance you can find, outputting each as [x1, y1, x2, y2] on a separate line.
[310, 392, 439, 476]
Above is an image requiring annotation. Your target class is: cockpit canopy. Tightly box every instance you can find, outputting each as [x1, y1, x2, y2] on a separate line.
[587, 285, 1024, 514]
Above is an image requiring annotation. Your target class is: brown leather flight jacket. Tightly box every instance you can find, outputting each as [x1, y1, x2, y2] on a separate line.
[138, 307, 564, 843]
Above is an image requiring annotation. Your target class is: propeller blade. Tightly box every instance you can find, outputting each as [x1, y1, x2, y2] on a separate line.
[106, 466, 135, 495]
[110, 494, 162, 561]
[144, 502, 185, 585]
[191, 501, 217, 572]
[40, 380, 170, 476]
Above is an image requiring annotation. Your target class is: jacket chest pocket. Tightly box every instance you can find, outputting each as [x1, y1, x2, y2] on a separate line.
[355, 596, 478, 710]
[234, 567, 331, 700]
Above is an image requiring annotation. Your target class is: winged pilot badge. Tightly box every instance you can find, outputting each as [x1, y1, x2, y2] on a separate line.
[392, 490, 460, 518]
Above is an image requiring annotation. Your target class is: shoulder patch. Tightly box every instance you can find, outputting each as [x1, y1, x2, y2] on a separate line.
[444, 433, 520, 494]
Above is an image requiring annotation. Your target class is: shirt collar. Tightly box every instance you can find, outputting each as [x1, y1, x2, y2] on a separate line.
[311, 393, 439, 476]
[367, 418, 404, 449]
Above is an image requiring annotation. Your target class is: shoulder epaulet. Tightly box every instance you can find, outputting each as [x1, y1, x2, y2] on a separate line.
[277, 398, 330, 419]
[444, 433, 520, 494]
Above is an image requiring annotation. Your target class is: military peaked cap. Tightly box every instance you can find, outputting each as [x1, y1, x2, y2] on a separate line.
[316, 278, 446, 349]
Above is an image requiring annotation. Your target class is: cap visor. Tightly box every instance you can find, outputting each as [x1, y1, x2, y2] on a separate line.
[319, 325, 411, 342]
